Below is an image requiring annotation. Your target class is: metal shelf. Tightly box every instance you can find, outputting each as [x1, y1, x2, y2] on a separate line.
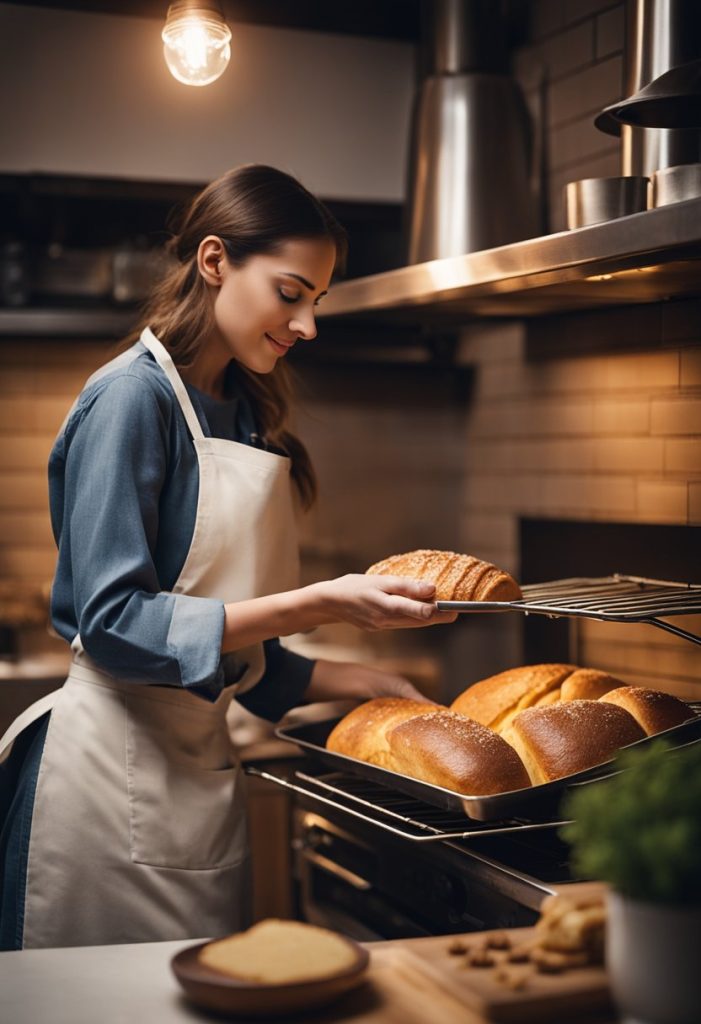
[318, 198, 701, 322]
[437, 574, 701, 646]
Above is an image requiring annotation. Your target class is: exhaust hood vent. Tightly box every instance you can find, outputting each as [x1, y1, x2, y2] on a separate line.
[406, 0, 536, 263]
[318, 0, 701, 328]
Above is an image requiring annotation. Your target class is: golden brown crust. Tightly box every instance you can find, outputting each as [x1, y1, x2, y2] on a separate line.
[508, 700, 645, 785]
[325, 697, 440, 768]
[366, 549, 522, 603]
[387, 710, 531, 795]
[560, 669, 625, 702]
[451, 664, 576, 730]
[451, 664, 629, 734]
[600, 686, 694, 735]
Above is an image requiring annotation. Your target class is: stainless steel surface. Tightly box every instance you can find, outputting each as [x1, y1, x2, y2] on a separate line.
[607, 58, 701, 131]
[653, 162, 701, 206]
[407, 73, 535, 262]
[425, 0, 503, 74]
[318, 197, 701, 321]
[406, 0, 534, 264]
[565, 176, 650, 229]
[437, 574, 701, 646]
[0, 307, 137, 337]
[272, 714, 701, 822]
[617, 0, 701, 176]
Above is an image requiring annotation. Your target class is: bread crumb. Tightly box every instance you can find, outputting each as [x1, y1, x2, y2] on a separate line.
[507, 944, 533, 963]
[485, 931, 511, 950]
[467, 950, 496, 968]
[532, 950, 566, 974]
[494, 965, 532, 990]
[447, 939, 469, 955]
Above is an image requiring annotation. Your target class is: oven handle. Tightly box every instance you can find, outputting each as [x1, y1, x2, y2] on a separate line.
[300, 848, 372, 891]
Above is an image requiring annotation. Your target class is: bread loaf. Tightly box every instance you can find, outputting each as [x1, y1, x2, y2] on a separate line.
[326, 697, 440, 769]
[451, 664, 627, 735]
[600, 686, 694, 735]
[366, 549, 522, 602]
[507, 700, 646, 785]
[388, 710, 531, 794]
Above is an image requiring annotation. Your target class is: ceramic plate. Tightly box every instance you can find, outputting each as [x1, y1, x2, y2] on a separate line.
[171, 935, 370, 1017]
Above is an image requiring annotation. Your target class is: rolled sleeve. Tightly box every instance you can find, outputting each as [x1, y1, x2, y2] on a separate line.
[235, 640, 314, 722]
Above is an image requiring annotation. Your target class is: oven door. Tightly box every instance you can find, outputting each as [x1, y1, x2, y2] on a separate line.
[293, 808, 539, 941]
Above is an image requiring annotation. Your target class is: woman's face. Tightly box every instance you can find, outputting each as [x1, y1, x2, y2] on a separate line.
[209, 236, 337, 374]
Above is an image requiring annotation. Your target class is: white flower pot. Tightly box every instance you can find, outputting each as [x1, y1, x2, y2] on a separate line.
[607, 891, 701, 1024]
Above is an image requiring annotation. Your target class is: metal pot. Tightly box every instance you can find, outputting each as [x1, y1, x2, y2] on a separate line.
[565, 176, 650, 229]
[651, 162, 701, 205]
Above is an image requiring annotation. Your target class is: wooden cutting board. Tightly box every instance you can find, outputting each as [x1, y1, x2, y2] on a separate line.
[367, 927, 614, 1024]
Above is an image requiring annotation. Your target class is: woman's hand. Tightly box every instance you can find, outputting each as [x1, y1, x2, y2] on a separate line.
[221, 574, 457, 654]
[305, 659, 437, 705]
[308, 574, 459, 631]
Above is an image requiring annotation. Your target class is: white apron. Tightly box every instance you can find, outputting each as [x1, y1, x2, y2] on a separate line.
[0, 327, 299, 948]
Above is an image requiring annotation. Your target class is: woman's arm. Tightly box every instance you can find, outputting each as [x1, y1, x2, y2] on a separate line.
[304, 658, 434, 704]
[222, 574, 457, 653]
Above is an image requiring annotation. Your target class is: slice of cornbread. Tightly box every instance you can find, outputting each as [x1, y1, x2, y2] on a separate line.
[198, 919, 359, 985]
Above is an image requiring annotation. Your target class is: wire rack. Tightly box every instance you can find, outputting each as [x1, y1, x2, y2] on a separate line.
[245, 766, 571, 842]
[437, 575, 701, 645]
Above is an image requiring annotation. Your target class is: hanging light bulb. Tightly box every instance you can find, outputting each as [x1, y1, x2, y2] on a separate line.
[162, 1, 231, 87]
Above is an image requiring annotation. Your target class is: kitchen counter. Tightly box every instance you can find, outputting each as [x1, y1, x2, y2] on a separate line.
[0, 932, 619, 1024]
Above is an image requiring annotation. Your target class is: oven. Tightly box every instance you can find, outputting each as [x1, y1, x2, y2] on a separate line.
[290, 796, 574, 941]
[247, 752, 587, 941]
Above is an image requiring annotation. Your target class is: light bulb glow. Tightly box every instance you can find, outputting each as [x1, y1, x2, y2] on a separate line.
[162, 13, 231, 87]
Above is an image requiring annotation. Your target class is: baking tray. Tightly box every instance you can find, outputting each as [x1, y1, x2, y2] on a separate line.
[275, 711, 701, 822]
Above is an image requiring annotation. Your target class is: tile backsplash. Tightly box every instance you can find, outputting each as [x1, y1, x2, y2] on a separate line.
[513, 0, 625, 232]
[454, 304, 701, 700]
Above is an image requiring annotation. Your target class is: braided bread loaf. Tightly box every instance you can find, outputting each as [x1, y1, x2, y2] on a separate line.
[366, 549, 522, 602]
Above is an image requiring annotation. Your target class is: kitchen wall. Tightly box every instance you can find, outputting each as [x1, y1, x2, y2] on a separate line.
[1, 0, 699, 702]
[0, 3, 414, 201]
[0, 341, 466, 685]
[451, 0, 701, 700]
[513, 0, 625, 232]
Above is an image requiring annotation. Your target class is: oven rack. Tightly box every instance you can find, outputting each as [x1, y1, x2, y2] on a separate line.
[245, 766, 571, 842]
[437, 574, 701, 646]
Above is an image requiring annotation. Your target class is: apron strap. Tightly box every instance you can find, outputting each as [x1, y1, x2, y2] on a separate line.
[140, 327, 205, 441]
[0, 690, 62, 765]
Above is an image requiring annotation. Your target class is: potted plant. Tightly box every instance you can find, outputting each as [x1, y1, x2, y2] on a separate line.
[562, 739, 701, 1024]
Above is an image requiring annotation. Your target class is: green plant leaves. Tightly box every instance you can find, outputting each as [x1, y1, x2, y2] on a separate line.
[561, 740, 701, 905]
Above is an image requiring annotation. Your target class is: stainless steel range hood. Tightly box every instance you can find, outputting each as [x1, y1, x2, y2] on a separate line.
[319, 198, 701, 324]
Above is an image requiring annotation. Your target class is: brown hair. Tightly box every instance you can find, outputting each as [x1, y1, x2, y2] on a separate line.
[127, 164, 347, 508]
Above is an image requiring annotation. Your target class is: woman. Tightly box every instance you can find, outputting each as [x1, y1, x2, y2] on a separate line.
[0, 165, 456, 951]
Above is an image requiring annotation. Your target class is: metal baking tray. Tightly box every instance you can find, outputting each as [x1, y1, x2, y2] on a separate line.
[275, 710, 701, 822]
[436, 575, 701, 646]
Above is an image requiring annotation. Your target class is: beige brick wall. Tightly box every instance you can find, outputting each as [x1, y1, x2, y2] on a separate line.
[457, 304, 701, 699]
[0, 339, 466, 668]
[0, 309, 698, 696]
[0, 340, 106, 654]
[513, 0, 626, 232]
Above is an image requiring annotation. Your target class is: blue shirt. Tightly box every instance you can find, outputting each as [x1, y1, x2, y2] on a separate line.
[48, 341, 314, 720]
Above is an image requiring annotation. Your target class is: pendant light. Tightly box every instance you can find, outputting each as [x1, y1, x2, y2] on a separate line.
[162, 1, 231, 87]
